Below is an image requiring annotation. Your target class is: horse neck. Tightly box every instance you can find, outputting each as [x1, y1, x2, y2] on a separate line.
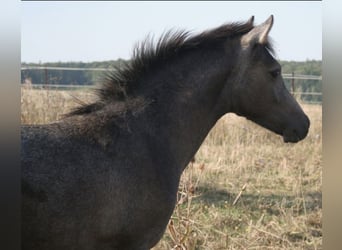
[139, 49, 234, 174]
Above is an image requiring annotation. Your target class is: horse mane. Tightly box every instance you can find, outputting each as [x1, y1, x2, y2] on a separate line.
[66, 20, 255, 117]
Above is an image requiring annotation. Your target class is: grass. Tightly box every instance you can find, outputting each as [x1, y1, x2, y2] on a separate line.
[21, 87, 322, 250]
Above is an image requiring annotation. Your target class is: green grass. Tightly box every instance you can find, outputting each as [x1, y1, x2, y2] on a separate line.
[21, 87, 322, 250]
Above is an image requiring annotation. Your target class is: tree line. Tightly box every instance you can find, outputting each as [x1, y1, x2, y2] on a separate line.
[21, 59, 322, 103]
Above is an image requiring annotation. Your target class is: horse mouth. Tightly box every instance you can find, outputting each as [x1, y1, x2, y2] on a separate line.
[282, 132, 301, 143]
[282, 122, 310, 143]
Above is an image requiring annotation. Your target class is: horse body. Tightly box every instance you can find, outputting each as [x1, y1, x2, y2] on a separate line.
[22, 16, 310, 249]
[22, 121, 179, 249]
[21, 49, 227, 249]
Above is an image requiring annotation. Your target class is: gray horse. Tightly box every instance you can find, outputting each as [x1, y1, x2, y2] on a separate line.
[22, 16, 309, 250]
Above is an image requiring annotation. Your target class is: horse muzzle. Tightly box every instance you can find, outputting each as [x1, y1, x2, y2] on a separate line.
[282, 114, 310, 143]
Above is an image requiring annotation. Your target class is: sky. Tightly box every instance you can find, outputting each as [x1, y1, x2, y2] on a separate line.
[21, 1, 322, 63]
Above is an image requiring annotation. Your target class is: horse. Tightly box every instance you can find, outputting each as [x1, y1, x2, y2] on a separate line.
[21, 15, 310, 250]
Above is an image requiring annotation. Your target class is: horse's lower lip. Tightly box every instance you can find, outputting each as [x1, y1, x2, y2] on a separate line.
[282, 131, 302, 143]
[283, 134, 300, 143]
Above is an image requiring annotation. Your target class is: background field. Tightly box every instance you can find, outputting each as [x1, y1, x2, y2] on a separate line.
[21, 88, 322, 250]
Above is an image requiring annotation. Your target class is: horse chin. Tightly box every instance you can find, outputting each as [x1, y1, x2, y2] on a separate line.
[282, 134, 300, 143]
[282, 129, 301, 143]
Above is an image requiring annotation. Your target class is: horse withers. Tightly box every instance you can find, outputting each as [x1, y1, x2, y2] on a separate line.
[21, 15, 309, 250]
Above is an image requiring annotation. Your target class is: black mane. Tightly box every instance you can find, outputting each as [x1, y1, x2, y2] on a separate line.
[67, 20, 254, 117]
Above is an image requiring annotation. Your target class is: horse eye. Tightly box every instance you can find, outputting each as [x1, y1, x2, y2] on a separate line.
[270, 69, 281, 78]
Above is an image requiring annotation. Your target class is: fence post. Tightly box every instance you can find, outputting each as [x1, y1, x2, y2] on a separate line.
[44, 67, 49, 89]
[291, 71, 295, 95]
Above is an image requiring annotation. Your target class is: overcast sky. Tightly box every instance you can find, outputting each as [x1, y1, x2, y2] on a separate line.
[21, 1, 321, 63]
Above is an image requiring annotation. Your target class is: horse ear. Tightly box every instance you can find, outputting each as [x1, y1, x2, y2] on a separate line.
[241, 15, 274, 48]
[247, 16, 255, 26]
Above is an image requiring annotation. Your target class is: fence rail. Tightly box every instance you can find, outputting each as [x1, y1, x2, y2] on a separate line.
[21, 66, 109, 71]
[22, 84, 95, 89]
[282, 74, 322, 80]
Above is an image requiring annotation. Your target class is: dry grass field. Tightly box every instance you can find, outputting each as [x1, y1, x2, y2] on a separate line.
[21, 87, 322, 250]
